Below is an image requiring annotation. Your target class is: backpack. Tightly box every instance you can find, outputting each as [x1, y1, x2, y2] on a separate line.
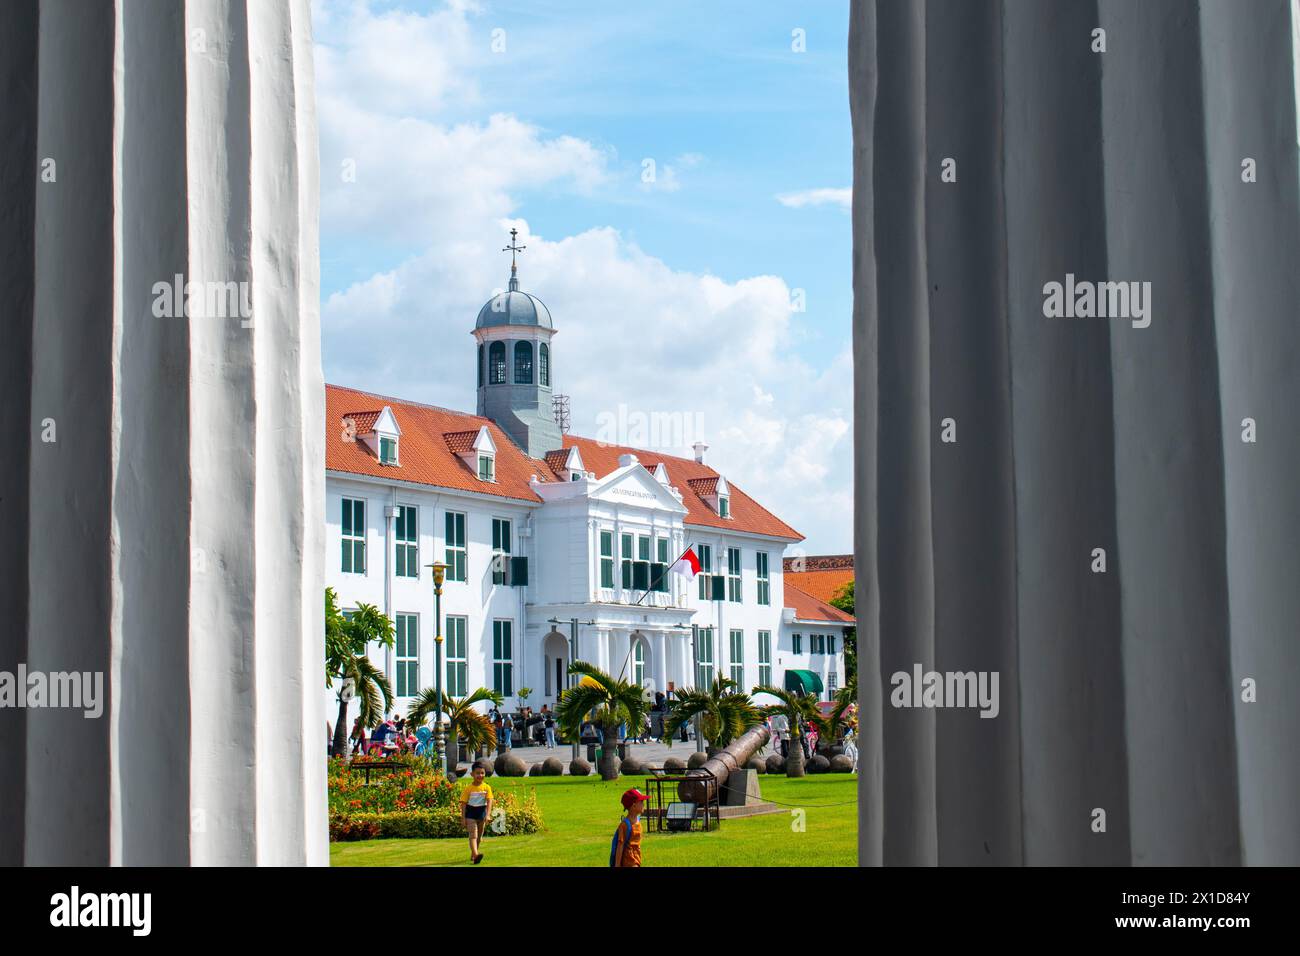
[608, 817, 633, 867]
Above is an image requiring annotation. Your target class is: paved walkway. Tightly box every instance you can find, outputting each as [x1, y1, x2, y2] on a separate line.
[480, 734, 781, 774]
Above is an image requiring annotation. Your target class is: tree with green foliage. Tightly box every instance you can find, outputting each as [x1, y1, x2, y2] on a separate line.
[751, 685, 821, 777]
[829, 579, 857, 682]
[326, 587, 395, 758]
[555, 662, 651, 780]
[407, 686, 503, 767]
[660, 676, 763, 750]
[811, 676, 858, 753]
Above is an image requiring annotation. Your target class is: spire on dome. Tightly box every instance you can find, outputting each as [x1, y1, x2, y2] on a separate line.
[502, 227, 526, 292]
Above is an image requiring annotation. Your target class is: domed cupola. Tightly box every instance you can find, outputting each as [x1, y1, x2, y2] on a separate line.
[472, 229, 562, 458]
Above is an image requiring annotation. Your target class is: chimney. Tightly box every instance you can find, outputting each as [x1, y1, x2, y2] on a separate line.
[618, 453, 639, 468]
[692, 441, 708, 464]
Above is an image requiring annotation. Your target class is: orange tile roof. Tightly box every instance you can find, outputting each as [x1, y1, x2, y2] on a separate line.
[785, 569, 854, 606]
[443, 429, 479, 455]
[543, 449, 570, 473]
[687, 476, 720, 497]
[342, 410, 381, 434]
[784, 583, 855, 625]
[326, 385, 549, 503]
[561, 435, 801, 541]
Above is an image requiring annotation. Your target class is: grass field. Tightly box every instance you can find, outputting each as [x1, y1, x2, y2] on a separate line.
[330, 772, 858, 867]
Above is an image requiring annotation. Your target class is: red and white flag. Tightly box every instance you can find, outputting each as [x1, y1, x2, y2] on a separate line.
[669, 547, 702, 579]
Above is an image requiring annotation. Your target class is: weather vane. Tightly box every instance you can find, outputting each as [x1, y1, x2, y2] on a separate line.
[502, 228, 526, 291]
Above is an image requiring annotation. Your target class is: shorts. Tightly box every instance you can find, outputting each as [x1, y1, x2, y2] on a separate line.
[464, 804, 487, 821]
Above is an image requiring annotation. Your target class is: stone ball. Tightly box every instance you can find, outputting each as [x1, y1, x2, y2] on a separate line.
[745, 757, 766, 773]
[500, 755, 528, 777]
[765, 754, 786, 775]
[807, 754, 831, 774]
[528, 762, 543, 776]
[829, 755, 855, 773]
[662, 757, 686, 773]
[687, 752, 709, 770]
[620, 756, 645, 775]
[569, 758, 592, 777]
[541, 757, 565, 776]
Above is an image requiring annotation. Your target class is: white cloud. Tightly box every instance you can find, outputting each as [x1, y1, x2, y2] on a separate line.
[776, 187, 852, 210]
[314, 1, 852, 551]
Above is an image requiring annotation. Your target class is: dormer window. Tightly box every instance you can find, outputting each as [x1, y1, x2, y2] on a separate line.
[347, 405, 401, 466]
[688, 474, 731, 518]
[719, 495, 730, 518]
[447, 424, 498, 482]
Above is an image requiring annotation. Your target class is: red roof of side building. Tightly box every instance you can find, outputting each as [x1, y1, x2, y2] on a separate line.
[784, 582, 855, 625]
[783, 554, 854, 605]
[326, 385, 554, 502]
[560, 434, 801, 541]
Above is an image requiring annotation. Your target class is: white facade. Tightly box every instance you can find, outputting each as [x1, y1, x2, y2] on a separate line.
[325, 455, 845, 722]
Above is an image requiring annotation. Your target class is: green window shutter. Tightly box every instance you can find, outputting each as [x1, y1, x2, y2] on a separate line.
[622, 560, 632, 590]
[510, 556, 528, 586]
[711, 575, 726, 601]
[633, 561, 650, 591]
[650, 563, 667, 591]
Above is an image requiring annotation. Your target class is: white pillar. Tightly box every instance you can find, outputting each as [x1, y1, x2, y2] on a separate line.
[1, 0, 324, 865]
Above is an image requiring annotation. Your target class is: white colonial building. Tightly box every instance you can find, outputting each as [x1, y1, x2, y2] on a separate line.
[325, 253, 851, 726]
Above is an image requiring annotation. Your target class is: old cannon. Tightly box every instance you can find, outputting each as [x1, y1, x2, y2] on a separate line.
[677, 724, 770, 806]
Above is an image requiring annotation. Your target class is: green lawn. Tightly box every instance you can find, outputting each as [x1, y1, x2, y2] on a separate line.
[330, 773, 858, 867]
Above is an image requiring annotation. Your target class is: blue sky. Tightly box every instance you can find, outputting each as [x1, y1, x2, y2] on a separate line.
[314, 0, 853, 553]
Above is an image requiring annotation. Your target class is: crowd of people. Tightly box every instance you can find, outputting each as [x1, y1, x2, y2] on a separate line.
[333, 694, 859, 771]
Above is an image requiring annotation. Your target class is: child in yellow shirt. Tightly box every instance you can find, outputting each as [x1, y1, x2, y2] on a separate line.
[460, 761, 494, 864]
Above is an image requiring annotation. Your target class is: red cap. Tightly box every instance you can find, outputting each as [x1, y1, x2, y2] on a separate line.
[621, 788, 649, 809]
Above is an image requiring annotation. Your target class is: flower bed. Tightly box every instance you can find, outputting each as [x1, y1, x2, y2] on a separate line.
[327, 755, 543, 841]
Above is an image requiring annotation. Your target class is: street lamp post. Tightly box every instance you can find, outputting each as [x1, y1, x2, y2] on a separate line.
[428, 561, 449, 778]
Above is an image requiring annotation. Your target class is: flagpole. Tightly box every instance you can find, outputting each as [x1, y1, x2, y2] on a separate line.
[630, 542, 695, 608]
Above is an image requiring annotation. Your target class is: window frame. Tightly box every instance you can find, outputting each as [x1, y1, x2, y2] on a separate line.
[492, 619, 514, 697]
[514, 340, 533, 384]
[758, 630, 772, 687]
[492, 517, 512, 585]
[756, 551, 770, 605]
[729, 629, 744, 686]
[697, 544, 713, 600]
[478, 454, 495, 482]
[488, 341, 506, 384]
[539, 342, 550, 386]
[793, 632, 803, 655]
[446, 615, 468, 696]
[395, 613, 419, 698]
[445, 510, 467, 582]
[341, 497, 366, 575]
[726, 547, 742, 603]
[599, 530, 614, 588]
[395, 504, 418, 578]
[696, 627, 715, 687]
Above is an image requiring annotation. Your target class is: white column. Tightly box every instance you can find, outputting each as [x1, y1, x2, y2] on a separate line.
[2, 0, 324, 865]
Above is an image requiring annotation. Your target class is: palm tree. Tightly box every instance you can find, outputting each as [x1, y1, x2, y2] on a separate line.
[751, 685, 819, 777]
[325, 588, 395, 758]
[407, 686, 502, 768]
[661, 676, 763, 751]
[556, 661, 650, 781]
[811, 677, 858, 756]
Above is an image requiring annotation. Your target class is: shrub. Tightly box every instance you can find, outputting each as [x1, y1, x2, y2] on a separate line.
[328, 787, 543, 841]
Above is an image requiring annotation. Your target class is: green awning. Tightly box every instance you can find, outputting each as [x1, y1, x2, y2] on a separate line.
[785, 669, 824, 696]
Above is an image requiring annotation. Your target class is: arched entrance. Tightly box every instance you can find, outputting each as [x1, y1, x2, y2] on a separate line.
[542, 630, 569, 705]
